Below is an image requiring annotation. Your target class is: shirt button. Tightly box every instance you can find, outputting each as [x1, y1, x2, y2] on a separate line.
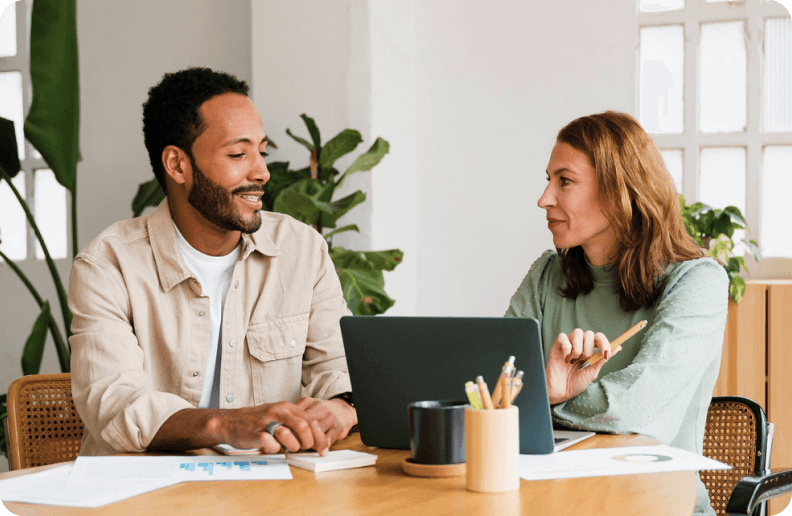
[192, 371, 199, 377]
[229, 339, 237, 348]
[198, 311, 204, 316]
[290, 340, 297, 348]
[235, 281, 240, 289]
[226, 394, 234, 403]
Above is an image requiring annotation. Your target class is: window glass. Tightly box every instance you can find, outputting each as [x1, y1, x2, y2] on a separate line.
[0, 71, 25, 159]
[700, 21, 747, 133]
[761, 146, 792, 258]
[0, 172, 27, 260]
[763, 18, 792, 133]
[700, 147, 747, 253]
[33, 169, 68, 260]
[0, 2, 16, 57]
[640, 25, 685, 134]
[660, 149, 684, 192]
[640, 0, 685, 12]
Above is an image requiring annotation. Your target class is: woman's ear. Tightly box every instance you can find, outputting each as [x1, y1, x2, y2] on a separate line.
[162, 145, 190, 186]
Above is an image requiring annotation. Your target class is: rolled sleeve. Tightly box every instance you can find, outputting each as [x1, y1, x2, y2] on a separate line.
[301, 239, 352, 400]
[69, 255, 192, 454]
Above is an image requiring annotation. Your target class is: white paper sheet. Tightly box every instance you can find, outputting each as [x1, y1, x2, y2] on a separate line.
[0, 455, 292, 508]
[519, 444, 730, 481]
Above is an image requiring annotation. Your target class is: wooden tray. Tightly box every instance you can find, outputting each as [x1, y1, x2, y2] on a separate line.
[401, 458, 466, 477]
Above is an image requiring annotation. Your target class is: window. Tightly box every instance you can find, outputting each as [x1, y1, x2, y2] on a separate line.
[638, 0, 792, 273]
[0, 0, 69, 262]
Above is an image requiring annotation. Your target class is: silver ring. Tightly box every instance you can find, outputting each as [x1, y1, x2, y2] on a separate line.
[265, 421, 282, 436]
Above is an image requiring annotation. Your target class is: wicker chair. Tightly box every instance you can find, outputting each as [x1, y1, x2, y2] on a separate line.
[5, 373, 84, 470]
[702, 396, 792, 516]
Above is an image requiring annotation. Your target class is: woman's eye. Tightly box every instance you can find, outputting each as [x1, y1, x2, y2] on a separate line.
[559, 177, 571, 186]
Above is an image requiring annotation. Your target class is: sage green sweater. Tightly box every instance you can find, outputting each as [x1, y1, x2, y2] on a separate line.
[505, 250, 728, 515]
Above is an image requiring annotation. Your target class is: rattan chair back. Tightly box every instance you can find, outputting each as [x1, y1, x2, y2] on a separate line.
[701, 396, 769, 516]
[6, 373, 84, 470]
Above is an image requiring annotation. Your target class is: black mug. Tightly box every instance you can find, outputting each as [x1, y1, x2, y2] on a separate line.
[407, 400, 468, 465]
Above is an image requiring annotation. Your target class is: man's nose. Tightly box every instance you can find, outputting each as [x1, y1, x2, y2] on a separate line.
[251, 153, 270, 184]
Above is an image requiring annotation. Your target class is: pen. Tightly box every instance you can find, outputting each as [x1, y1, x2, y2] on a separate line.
[577, 320, 648, 371]
[509, 370, 524, 404]
[476, 375, 495, 409]
[465, 380, 484, 409]
[491, 356, 515, 408]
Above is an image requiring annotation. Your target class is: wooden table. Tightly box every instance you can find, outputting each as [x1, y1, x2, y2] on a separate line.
[1, 433, 696, 516]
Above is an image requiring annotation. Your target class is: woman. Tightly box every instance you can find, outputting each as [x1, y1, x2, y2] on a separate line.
[505, 111, 728, 516]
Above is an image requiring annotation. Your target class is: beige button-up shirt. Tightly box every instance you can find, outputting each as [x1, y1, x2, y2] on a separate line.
[69, 200, 352, 455]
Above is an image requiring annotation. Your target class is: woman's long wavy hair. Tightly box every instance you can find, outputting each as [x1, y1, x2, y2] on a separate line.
[555, 111, 702, 311]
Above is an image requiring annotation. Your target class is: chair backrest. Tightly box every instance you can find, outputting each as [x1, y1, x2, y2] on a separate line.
[6, 373, 84, 470]
[701, 396, 769, 516]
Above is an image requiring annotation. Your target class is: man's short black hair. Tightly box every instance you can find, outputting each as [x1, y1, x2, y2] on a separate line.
[142, 67, 249, 192]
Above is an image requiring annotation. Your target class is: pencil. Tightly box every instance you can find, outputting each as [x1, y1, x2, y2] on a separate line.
[509, 370, 524, 404]
[491, 356, 515, 408]
[465, 381, 484, 409]
[476, 375, 495, 409]
[577, 320, 648, 371]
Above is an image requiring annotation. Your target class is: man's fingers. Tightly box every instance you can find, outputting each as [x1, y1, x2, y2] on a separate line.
[260, 432, 284, 454]
[310, 419, 329, 456]
[270, 423, 301, 452]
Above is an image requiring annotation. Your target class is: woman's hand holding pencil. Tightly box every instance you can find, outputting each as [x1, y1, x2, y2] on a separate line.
[545, 320, 648, 406]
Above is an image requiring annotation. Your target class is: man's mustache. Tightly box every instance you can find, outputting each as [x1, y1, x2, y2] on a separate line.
[232, 185, 266, 195]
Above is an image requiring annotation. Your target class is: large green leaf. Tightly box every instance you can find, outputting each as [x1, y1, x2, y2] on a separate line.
[324, 224, 360, 239]
[273, 178, 333, 225]
[0, 117, 21, 179]
[321, 190, 366, 228]
[131, 179, 166, 217]
[301, 114, 321, 150]
[337, 137, 390, 188]
[363, 249, 404, 272]
[319, 129, 362, 171]
[22, 302, 51, 376]
[330, 246, 396, 315]
[23, 0, 79, 193]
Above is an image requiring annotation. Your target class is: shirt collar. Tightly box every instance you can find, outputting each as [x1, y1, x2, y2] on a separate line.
[147, 199, 281, 291]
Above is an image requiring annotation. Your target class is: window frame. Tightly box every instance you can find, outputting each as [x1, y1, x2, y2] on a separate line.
[638, 0, 792, 278]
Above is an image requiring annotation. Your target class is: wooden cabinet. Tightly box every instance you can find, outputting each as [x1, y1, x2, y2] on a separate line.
[712, 280, 792, 515]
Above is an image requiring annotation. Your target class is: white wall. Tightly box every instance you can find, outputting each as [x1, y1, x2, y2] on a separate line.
[252, 0, 636, 317]
[0, 0, 252, 473]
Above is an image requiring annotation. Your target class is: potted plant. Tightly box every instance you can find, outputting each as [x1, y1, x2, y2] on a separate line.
[132, 114, 402, 315]
[680, 195, 760, 303]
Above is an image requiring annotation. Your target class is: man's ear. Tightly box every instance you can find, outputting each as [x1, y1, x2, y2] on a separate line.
[162, 145, 191, 186]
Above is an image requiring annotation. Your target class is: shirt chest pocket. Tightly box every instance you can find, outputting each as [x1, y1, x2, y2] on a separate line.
[246, 313, 309, 405]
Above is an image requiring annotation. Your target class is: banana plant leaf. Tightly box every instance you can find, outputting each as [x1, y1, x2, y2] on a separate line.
[0, 116, 21, 179]
[22, 302, 51, 376]
[131, 178, 166, 217]
[23, 0, 79, 193]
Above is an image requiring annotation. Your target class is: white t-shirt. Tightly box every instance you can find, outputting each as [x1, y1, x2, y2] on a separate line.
[174, 223, 241, 408]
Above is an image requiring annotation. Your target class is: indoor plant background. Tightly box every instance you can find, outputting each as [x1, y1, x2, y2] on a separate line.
[132, 114, 403, 316]
[680, 195, 759, 304]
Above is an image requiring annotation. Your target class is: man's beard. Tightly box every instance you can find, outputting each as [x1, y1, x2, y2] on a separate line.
[187, 156, 263, 234]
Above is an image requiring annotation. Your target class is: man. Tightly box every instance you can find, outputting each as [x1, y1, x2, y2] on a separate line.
[69, 67, 356, 456]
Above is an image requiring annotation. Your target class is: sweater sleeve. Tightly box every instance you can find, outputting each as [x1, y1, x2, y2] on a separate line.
[504, 250, 557, 321]
[551, 258, 728, 444]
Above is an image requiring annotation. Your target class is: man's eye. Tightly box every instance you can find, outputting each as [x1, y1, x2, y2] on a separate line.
[229, 153, 244, 158]
[260, 151, 269, 158]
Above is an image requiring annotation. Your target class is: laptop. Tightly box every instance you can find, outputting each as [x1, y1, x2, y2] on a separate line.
[341, 316, 593, 455]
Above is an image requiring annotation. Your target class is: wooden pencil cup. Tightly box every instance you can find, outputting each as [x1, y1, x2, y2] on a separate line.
[465, 406, 519, 493]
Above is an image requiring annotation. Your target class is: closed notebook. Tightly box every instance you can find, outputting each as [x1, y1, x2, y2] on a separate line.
[285, 450, 377, 472]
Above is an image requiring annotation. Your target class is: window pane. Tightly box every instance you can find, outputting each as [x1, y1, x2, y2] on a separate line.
[761, 146, 792, 258]
[764, 18, 792, 133]
[700, 147, 747, 253]
[0, 71, 25, 159]
[660, 149, 683, 192]
[700, 21, 747, 133]
[34, 169, 68, 260]
[639, 0, 685, 12]
[640, 25, 684, 134]
[0, 1, 16, 57]
[0, 172, 27, 260]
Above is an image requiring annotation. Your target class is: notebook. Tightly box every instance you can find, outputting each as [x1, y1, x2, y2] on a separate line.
[285, 450, 377, 472]
[341, 316, 593, 455]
